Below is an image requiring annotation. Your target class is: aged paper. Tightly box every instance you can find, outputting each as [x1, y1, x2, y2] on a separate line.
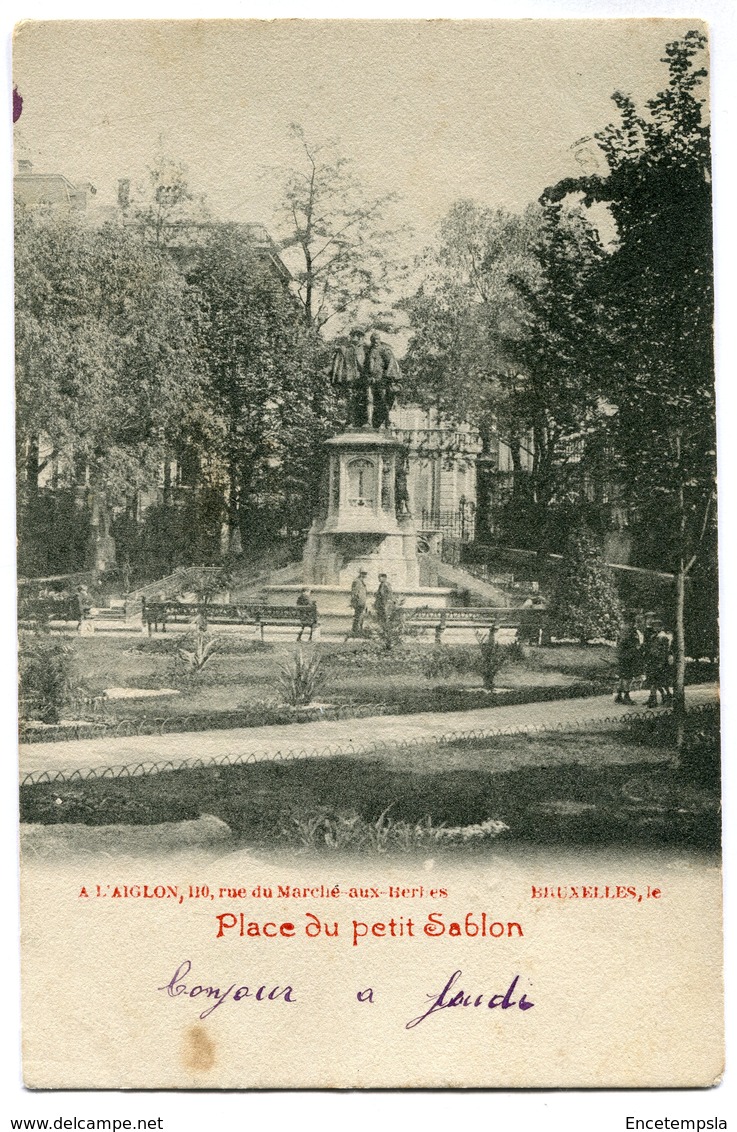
[13, 18, 724, 1091]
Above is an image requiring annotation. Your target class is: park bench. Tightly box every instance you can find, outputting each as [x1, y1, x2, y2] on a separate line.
[141, 599, 318, 641]
[406, 605, 500, 641]
[17, 594, 85, 628]
[405, 605, 547, 643]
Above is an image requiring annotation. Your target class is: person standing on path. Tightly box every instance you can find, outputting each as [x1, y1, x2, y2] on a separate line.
[75, 584, 93, 632]
[374, 573, 395, 629]
[614, 613, 642, 704]
[349, 569, 368, 635]
[644, 617, 673, 706]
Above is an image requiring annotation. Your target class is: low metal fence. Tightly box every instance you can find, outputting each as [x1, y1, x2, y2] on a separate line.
[19, 682, 609, 746]
[18, 702, 718, 787]
[18, 699, 394, 745]
[420, 505, 476, 541]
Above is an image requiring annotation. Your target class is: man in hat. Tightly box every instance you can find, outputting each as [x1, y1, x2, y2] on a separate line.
[614, 612, 642, 704]
[75, 584, 93, 629]
[349, 569, 369, 635]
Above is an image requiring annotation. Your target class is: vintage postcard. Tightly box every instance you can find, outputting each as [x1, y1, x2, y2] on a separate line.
[12, 18, 724, 1089]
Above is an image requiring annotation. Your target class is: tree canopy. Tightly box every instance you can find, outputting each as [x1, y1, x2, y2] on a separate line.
[15, 207, 204, 508]
[274, 124, 407, 332]
[402, 198, 606, 545]
[186, 225, 340, 552]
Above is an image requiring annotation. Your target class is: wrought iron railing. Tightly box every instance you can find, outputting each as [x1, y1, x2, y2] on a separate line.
[124, 566, 224, 618]
[419, 504, 476, 541]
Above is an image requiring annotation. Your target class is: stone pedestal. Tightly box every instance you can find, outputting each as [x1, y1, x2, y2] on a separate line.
[264, 428, 456, 621]
[303, 429, 420, 591]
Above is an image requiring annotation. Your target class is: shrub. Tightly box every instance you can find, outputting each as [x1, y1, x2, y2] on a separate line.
[626, 704, 720, 787]
[548, 527, 622, 643]
[478, 632, 509, 691]
[177, 629, 219, 675]
[374, 598, 407, 653]
[421, 636, 513, 690]
[135, 636, 271, 657]
[322, 640, 427, 672]
[18, 632, 76, 722]
[278, 648, 324, 707]
[421, 645, 481, 681]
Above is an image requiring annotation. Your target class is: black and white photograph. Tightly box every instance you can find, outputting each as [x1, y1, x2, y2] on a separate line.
[5, 9, 731, 1102]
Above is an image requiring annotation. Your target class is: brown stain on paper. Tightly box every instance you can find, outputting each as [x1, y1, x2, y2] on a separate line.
[182, 1025, 216, 1072]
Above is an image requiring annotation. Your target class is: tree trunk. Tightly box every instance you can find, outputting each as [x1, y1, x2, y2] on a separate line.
[226, 458, 241, 557]
[475, 421, 496, 543]
[163, 454, 172, 508]
[304, 246, 313, 327]
[673, 431, 687, 752]
[26, 435, 40, 500]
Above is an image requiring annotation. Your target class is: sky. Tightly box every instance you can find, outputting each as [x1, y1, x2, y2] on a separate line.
[12, 19, 705, 253]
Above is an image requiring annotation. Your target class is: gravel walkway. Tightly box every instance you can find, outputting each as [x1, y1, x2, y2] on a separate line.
[18, 683, 718, 781]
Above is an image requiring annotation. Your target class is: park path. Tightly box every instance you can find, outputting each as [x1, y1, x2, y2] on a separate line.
[18, 683, 718, 781]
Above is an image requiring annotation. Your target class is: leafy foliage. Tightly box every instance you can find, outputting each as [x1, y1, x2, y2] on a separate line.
[288, 807, 508, 853]
[278, 648, 324, 707]
[549, 528, 622, 643]
[477, 632, 512, 691]
[544, 30, 715, 726]
[127, 153, 210, 247]
[18, 632, 77, 723]
[15, 208, 206, 574]
[374, 598, 407, 653]
[545, 30, 715, 566]
[274, 124, 408, 330]
[421, 635, 515, 691]
[402, 200, 605, 546]
[15, 210, 205, 505]
[421, 644, 481, 681]
[186, 226, 339, 551]
[177, 629, 219, 675]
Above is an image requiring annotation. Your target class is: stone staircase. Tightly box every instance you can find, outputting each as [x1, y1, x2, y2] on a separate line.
[436, 561, 522, 607]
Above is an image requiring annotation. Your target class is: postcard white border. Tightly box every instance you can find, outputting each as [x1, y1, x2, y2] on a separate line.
[2, 1, 735, 1128]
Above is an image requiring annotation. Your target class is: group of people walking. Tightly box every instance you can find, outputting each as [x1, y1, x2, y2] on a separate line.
[616, 613, 674, 707]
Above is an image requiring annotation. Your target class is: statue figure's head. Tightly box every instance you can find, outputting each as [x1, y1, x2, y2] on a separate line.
[370, 331, 381, 345]
[349, 328, 365, 341]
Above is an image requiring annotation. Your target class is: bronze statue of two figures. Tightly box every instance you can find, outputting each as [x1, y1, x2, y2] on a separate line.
[330, 330, 401, 430]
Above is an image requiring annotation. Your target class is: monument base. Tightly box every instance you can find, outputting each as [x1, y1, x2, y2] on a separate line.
[303, 524, 422, 591]
[264, 583, 455, 616]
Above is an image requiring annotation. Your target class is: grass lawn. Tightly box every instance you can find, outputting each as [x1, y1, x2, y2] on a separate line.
[55, 634, 615, 721]
[20, 721, 721, 852]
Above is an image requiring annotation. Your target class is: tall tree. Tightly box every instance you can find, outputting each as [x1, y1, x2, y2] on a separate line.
[274, 124, 407, 331]
[14, 207, 205, 573]
[544, 30, 715, 737]
[402, 199, 603, 546]
[126, 152, 210, 247]
[188, 225, 338, 554]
